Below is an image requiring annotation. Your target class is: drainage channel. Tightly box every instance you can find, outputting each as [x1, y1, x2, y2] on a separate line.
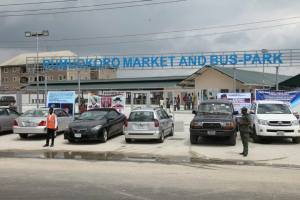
[0, 149, 299, 169]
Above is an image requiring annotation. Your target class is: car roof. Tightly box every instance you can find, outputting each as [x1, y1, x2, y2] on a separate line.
[255, 100, 286, 104]
[132, 106, 161, 112]
[88, 108, 117, 112]
[200, 99, 233, 104]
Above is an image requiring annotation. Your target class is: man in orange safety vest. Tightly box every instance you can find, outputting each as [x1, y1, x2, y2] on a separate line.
[43, 107, 58, 147]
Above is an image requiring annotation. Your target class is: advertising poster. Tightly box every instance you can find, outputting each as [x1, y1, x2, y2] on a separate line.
[217, 93, 252, 111]
[87, 93, 126, 113]
[255, 90, 300, 112]
[47, 91, 76, 117]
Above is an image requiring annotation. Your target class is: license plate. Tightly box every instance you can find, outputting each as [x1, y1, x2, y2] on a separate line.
[277, 131, 285, 136]
[74, 133, 82, 138]
[207, 130, 216, 135]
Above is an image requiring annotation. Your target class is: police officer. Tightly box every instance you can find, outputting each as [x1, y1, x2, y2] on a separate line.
[43, 107, 57, 147]
[239, 107, 251, 157]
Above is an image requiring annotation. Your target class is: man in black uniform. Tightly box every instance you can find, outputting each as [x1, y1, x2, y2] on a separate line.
[239, 107, 251, 157]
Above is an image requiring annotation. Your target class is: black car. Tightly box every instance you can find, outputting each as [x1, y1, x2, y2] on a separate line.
[64, 108, 126, 143]
[190, 100, 238, 146]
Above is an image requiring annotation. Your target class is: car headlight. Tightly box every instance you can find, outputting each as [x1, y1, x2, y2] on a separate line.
[91, 125, 102, 131]
[222, 122, 234, 129]
[190, 121, 203, 128]
[257, 119, 268, 125]
[292, 120, 300, 126]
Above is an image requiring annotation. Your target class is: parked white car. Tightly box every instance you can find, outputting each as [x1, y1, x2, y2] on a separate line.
[250, 101, 300, 143]
[13, 108, 72, 139]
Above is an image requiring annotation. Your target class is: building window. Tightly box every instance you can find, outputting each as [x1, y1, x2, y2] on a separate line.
[70, 76, 73, 80]
[241, 89, 245, 93]
[13, 77, 17, 82]
[59, 75, 63, 81]
[236, 89, 240, 93]
[63, 76, 66, 80]
[13, 67, 18, 73]
[4, 77, 8, 82]
[4, 68, 8, 73]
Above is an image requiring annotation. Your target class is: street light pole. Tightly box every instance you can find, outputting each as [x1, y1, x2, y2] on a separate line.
[25, 30, 49, 109]
[261, 49, 268, 89]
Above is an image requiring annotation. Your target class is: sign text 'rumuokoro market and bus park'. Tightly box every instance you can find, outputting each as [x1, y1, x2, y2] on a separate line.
[42, 51, 284, 70]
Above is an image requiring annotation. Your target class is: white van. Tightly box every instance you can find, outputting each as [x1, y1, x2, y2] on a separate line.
[250, 101, 300, 143]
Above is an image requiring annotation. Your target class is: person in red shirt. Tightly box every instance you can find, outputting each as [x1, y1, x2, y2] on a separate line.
[43, 107, 58, 147]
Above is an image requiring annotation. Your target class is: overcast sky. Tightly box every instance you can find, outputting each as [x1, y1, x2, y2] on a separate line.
[1, 0, 300, 75]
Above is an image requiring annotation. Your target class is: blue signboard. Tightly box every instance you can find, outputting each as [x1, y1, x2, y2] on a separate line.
[42, 52, 283, 70]
[255, 90, 300, 110]
[47, 91, 76, 117]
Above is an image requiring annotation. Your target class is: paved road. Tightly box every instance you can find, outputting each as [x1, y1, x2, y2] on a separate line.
[0, 158, 300, 200]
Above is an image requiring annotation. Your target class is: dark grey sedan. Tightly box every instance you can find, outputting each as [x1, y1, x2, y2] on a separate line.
[64, 108, 126, 143]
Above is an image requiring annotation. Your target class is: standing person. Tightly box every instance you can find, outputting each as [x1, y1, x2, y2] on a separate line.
[166, 98, 171, 113]
[192, 93, 196, 110]
[43, 108, 58, 147]
[183, 94, 188, 110]
[159, 97, 164, 108]
[176, 95, 180, 111]
[188, 93, 192, 110]
[238, 107, 251, 157]
[173, 97, 177, 111]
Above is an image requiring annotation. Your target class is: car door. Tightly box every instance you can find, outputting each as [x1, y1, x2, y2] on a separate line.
[59, 109, 70, 131]
[156, 109, 167, 134]
[54, 110, 63, 132]
[161, 109, 172, 134]
[6, 109, 20, 131]
[0, 108, 10, 131]
[106, 110, 119, 136]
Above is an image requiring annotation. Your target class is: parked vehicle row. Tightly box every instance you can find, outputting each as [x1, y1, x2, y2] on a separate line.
[190, 100, 300, 145]
[1, 100, 299, 145]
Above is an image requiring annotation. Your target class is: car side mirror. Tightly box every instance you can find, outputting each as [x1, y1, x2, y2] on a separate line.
[233, 111, 239, 115]
[293, 112, 299, 119]
[192, 110, 197, 115]
[168, 115, 173, 119]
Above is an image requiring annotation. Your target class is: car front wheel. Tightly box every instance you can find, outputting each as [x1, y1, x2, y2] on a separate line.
[101, 129, 108, 143]
[292, 137, 300, 144]
[190, 134, 198, 144]
[19, 134, 28, 139]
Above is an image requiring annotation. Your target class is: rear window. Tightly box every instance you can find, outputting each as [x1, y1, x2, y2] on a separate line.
[22, 109, 48, 117]
[128, 111, 154, 122]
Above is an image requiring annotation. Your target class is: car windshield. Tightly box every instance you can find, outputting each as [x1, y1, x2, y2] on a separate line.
[78, 110, 108, 120]
[22, 109, 48, 117]
[129, 111, 154, 122]
[0, 108, 7, 116]
[257, 104, 291, 114]
[198, 103, 232, 114]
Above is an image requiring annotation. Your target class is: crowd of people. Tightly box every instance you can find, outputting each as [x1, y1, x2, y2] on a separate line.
[160, 93, 197, 112]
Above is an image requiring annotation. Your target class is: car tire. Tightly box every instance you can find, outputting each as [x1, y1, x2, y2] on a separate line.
[190, 134, 198, 144]
[251, 126, 261, 143]
[68, 139, 75, 143]
[19, 134, 28, 139]
[158, 132, 165, 143]
[101, 129, 108, 143]
[125, 138, 132, 143]
[292, 137, 300, 144]
[227, 134, 236, 146]
[169, 125, 174, 137]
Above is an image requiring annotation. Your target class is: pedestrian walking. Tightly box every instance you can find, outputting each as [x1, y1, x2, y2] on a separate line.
[192, 93, 196, 110]
[159, 97, 164, 108]
[183, 94, 188, 110]
[238, 107, 252, 157]
[166, 98, 171, 113]
[188, 93, 192, 110]
[43, 107, 58, 147]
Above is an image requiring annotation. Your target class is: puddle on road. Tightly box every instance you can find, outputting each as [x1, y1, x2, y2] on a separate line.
[0, 149, 298, 169]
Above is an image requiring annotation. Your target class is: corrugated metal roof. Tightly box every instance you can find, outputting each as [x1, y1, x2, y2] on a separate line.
[25, 76, 185, 91]
[0, 50, 77, 67]
[116, 68, 198, 78]
[279, 74, 300, 88]
[180, 66, 291, 87]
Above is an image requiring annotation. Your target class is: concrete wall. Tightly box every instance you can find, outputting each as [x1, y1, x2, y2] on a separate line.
[194, 68, 251, 92]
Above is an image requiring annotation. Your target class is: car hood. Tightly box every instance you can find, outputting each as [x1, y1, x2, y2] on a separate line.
[256, 114, 297, 121]
[193, 114, 233, 122]
[69, 119, 107, 129]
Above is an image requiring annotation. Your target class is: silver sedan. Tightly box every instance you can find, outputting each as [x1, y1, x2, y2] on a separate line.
[0, 107, 20, 133]
[13, 108, 72, 139]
